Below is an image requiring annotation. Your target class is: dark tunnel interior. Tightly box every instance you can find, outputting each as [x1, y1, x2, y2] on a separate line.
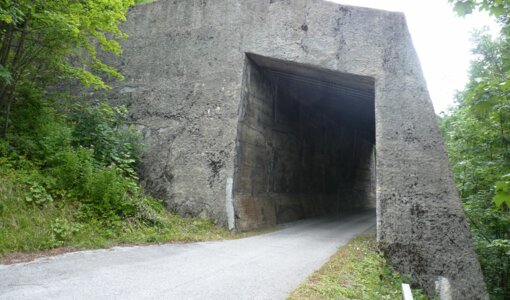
[233, 54, 376, 229]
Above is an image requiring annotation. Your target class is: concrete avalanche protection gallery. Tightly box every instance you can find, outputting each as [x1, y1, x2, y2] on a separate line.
[103, 0, 488, 298]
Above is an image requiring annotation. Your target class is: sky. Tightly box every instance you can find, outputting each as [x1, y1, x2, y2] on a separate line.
[330, 0, 500, 113]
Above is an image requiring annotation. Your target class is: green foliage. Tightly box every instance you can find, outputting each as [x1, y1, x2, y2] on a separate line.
[0, 173, 229, 257]
[50, 218, 82, 247]
[0, 0, 135, 137]
[25, 182, 53, 205]
[440, 27, 510, 299]
[70, 103, 140, 179]
[79, 167, 137, 220]
[0, 64, 12, 84]
[288, 233, 429, 300]
[5, 96, 149, 220]
[134, 0, 157, 4]
[450, 0, 510, 28]
[494, 178, 510, 207]
[0, 0, 134, 86]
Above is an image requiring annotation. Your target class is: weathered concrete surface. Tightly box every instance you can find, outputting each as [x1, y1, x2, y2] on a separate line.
[0, 211, 375, 300]
[95, 0, 487, 298]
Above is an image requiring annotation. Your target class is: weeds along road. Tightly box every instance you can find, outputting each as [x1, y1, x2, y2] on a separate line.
[0, 210, 375, 300]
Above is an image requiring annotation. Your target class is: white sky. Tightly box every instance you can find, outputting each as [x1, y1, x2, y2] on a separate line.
[330, 0, 500, 113]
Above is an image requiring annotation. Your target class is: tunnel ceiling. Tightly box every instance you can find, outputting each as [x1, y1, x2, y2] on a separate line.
[248, 53, 375, 142]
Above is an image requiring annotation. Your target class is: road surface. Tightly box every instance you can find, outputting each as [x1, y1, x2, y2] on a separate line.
[0, 210, 375, 299]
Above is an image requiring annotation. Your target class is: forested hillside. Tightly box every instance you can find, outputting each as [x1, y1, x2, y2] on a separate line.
[441, 1, 510, 298]
[0, 0, 225, 259]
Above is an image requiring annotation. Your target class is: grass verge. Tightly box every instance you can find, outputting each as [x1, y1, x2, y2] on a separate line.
[0, 177, 251, 264]
[288, 230, 430, 300]
[135, 0, 158, 4]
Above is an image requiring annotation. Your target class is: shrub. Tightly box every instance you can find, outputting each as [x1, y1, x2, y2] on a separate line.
[70, 103, 141, 179]
[7, 85, 72, 164]
[79, 166, 137, 220]
[50, 218, 82, 247]
[2, 92, 167, 225]
[25, 183, 54, 205]
[47, 147, 96, 197]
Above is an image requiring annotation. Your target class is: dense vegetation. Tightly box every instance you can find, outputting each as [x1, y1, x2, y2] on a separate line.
[288, 232, 429, 300]
[0, 0, 226, 258]
[441, 1, 510, 298]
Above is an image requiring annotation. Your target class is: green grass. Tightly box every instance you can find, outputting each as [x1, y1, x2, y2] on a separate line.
[0, 174, 232, 262]
[288, 231, 430, 300]
[135, 0, 157, 4]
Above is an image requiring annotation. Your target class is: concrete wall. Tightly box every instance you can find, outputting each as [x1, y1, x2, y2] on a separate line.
[97, 0, 488, 298]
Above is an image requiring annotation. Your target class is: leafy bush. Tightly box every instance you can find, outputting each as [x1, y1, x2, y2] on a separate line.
[51, 218, 82, 247]
[7, 84, 72, 164]
[79, 167, 137, 220]
[25, 183, 54, 205]
[0, 88, 174, 243]
[48, 147, 96, 197]
[494, 176, 510, 208]
[70, 103, 141, 179]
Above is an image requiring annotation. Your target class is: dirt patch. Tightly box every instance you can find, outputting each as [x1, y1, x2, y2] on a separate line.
[1, 247, 82, 265]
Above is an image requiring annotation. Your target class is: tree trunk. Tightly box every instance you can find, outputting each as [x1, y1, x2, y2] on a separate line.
[0, 78, 16, 138]
[0, 23, 14, 109]
[0, 0, 34, 137]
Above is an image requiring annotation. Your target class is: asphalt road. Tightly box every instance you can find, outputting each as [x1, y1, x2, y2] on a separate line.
[0, 210, 375, 300]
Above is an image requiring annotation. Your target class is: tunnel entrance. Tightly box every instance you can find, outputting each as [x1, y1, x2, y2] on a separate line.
[233, 54, 376, 230]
